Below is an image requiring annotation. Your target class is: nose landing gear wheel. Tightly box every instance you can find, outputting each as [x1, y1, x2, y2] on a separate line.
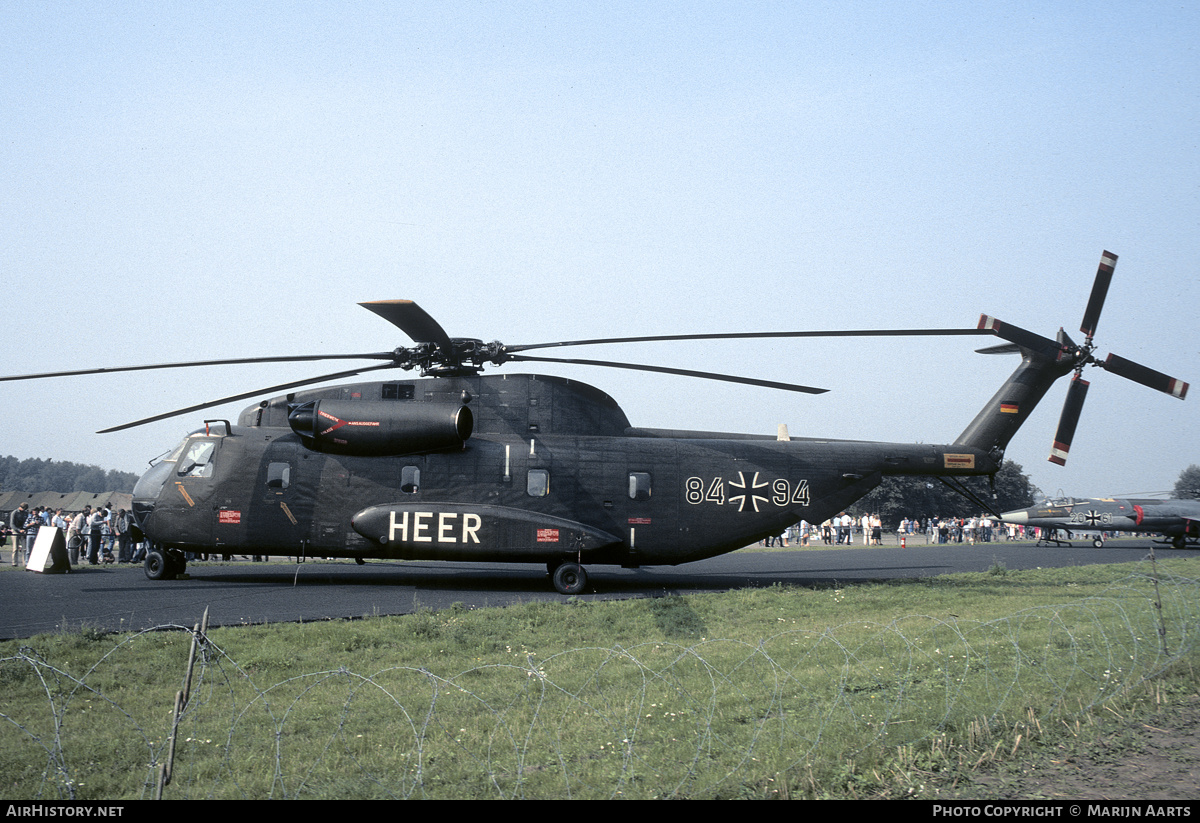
[144, 549, 171, 580]
[144, 548, 186, 580]
[552, 562, 587, 595]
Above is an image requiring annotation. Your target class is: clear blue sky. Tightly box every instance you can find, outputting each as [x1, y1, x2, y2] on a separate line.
[2, 2, 1197, 499]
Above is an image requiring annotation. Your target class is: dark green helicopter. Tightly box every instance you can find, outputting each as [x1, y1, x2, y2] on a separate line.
[3, 252, 1188, 593]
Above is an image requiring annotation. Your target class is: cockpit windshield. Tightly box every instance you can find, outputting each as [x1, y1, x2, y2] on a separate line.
[163, 437, 190, 464]
[177, 438, 218, 478]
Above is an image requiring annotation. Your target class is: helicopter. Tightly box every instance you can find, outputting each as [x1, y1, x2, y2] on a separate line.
[2, 251, 1188, 594]
[1001, 496, 1200, 549]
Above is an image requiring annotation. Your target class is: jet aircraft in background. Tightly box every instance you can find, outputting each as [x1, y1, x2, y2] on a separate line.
[1001, 497, 1200, 549]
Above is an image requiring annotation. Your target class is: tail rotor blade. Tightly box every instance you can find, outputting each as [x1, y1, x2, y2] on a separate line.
[977, 315, 1066, 361]
[1080, 250, 1117, 339]
[1103, 353, 1190, 399]
[975, 343, 1022, 355]
[1049, 375, 1090, 466]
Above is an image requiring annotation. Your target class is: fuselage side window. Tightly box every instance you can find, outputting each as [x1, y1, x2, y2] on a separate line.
[401, 465, 421, 494]
[267, 462, 291, 490]
[527, 469, 550, 498]
[629, 471, 652, 500]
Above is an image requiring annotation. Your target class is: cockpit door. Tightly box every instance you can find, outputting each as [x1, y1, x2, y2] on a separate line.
[158, 435, 224, 547]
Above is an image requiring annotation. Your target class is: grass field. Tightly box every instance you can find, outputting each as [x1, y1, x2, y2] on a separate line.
[2, 554, 1197, 799]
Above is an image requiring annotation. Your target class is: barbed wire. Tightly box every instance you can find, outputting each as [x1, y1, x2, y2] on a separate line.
[2, 570, 1197, 799]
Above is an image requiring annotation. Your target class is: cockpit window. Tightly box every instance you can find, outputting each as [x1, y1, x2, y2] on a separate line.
[162, 437, 190, 464]
[178, 439, 217, 478]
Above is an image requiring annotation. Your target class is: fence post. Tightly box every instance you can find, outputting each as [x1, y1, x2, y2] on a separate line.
[156, 606, 210, 799]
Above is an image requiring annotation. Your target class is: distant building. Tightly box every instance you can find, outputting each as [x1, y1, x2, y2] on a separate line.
[0, 490, 133, 522]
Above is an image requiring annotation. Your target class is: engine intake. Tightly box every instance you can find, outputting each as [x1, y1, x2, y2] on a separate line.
[288, 400, 473, 456]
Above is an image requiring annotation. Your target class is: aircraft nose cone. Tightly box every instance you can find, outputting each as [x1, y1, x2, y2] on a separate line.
[1000, 510, 1029, 525]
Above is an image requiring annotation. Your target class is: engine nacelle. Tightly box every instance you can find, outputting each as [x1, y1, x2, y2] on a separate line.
[288, 400, 473, 456]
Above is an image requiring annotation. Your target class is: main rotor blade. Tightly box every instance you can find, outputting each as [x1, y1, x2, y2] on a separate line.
[1049, 374, 1090, 466]
[359, 300, 453, 348]
[0, 353, 398, 384]
[505, 327, 992, 354]
[505, 353, 828, 394]
[1080, 250, 1117, 340]
[1102, 353, 1190, 399]
[97, 363, 400, 433]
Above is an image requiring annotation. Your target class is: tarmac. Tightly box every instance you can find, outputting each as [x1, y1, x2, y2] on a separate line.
[3, 536, 1195, 640]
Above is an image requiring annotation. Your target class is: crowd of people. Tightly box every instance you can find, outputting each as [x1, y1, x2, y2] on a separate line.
[764, 514, 1028, 547]
[8, 502, 1041, 565]
[4, 502, 143, 567]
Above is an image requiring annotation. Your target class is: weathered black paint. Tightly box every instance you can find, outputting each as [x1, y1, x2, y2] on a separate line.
[131, 362, 1041, 588]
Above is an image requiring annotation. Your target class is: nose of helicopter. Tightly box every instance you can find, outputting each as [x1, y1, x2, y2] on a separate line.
[130, 457, 175, 531]
[131, 499, 156, 530]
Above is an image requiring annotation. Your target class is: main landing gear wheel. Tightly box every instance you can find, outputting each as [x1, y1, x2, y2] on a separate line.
[552, 562, 588, 595]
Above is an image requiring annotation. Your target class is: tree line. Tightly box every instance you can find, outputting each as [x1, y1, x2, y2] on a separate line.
[0, 455, 139, 493]
[1173, 465, 1200, 499]
[848, 459, 1038, 527]
[852, 461, 1200, 528]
